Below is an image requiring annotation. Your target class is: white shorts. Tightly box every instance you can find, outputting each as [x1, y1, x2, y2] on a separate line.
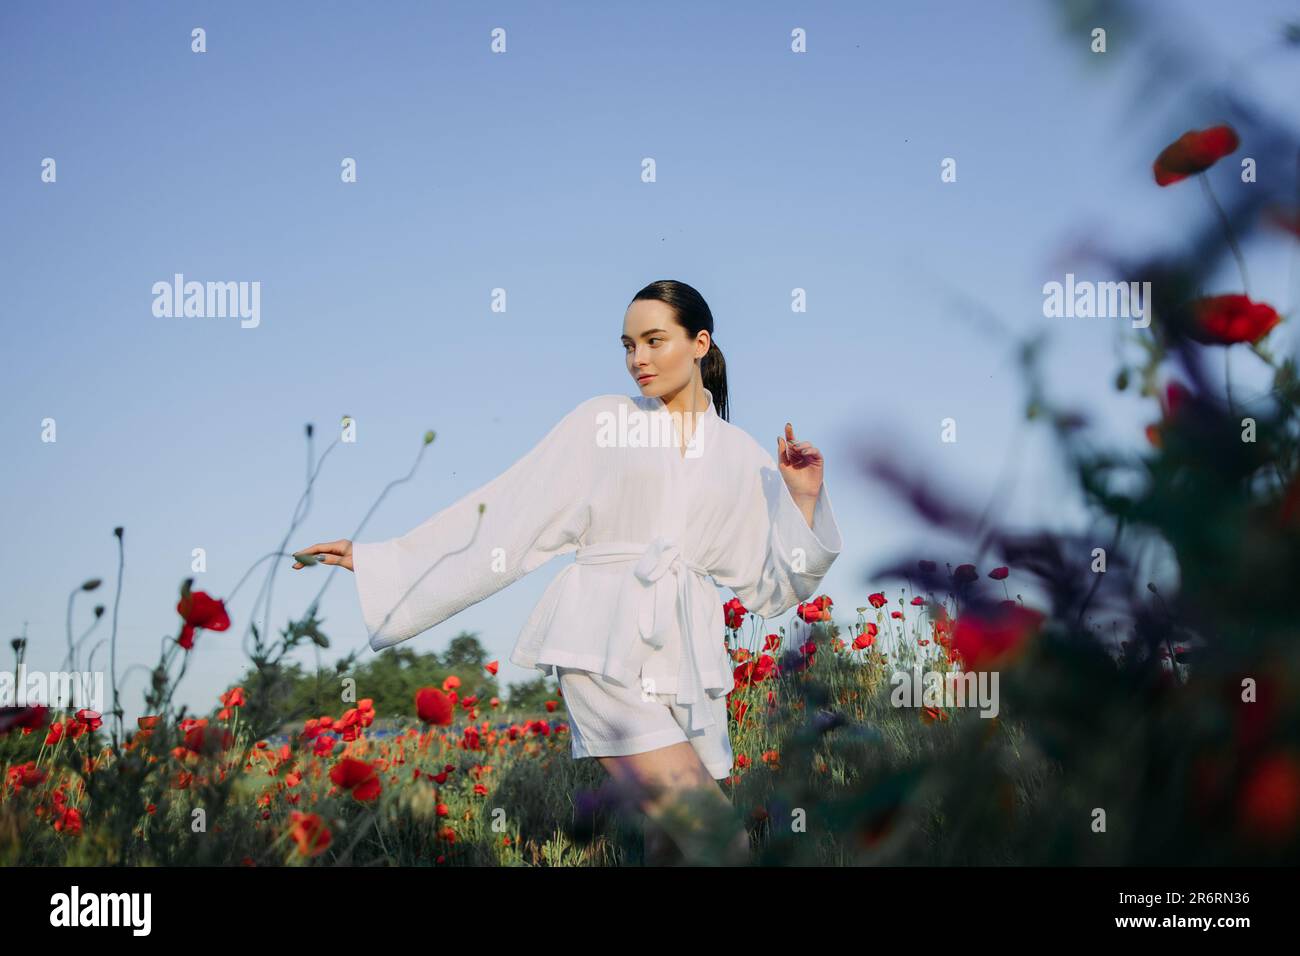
[556, 666, 734, 780]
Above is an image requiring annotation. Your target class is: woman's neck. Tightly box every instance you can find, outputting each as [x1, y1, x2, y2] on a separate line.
[659, 379, 705, 419]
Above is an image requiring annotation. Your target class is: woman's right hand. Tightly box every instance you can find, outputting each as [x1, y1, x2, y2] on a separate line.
[292, 539, 354, 572]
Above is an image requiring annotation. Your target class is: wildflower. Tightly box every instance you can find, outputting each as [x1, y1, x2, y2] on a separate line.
[176, 589, 231, 650]
[952, 604, 1046, 671]
[853, 623, 878, 650]
[1186, 294, 1281, 345]
[329, 757, 382, 802]
[1153, 124, 1239, 186]
[724, 597, 748, 629]
[415, 688, 454, 726]
[289, 811, 332, 857]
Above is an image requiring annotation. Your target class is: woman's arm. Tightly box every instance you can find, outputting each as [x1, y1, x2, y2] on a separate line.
[293, 396, 603, 651]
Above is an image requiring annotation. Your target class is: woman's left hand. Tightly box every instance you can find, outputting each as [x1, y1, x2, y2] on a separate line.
[777, 422, 824, 500]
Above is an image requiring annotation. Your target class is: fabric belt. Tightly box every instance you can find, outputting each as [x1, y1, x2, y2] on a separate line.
[575, 537, 720, 732]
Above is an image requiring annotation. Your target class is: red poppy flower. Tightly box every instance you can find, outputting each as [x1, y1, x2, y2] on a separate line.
[953, 564, 978, 585]
[329, 757, 382, 802]
[0, 706, 50, 735]
[53, 806, 83, 835]
[723, 597, 748, 630]
[1187, 294, 1281, 345]
[797, 601, 831, 623]
[733, 654, 777, 688]
[485, 660, 499, 676]
[415, 687, 454, 726]
[219, 687, 245, 708]
[1153, 124, 1239, 186]
[988, 567, 1009, 580]
[184, 720, 233, 755]
[867, 592, 887, 609]
[335, 708, 364, 740]
[853, 624, 877, 650]
[355, 699, 375, 727]
[7, 761, 48, 791]
[176, 590, 231, 650]
[289, 812, 332, 857]
[951, 604, 1046, 671]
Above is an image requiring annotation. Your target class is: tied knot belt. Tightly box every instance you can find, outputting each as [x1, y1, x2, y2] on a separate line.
[575, 538, 721, 733]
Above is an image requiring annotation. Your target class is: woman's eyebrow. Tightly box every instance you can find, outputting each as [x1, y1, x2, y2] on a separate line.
[620, 328, 669, 341]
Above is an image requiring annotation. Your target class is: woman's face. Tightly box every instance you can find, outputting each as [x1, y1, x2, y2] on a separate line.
[622, 298, 709, 397]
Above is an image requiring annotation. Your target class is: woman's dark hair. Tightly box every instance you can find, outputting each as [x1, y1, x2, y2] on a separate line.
[630, 279, 729, 422]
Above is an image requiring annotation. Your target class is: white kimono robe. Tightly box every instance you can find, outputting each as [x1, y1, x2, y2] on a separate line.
[351, 387, 844, 734]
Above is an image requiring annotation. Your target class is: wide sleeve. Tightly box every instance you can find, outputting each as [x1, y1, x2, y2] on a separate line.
[712, 447, 844, 622]
[351, 397, 599, 651]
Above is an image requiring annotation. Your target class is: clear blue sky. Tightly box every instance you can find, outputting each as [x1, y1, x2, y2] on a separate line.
[3, 1, 1298, 724]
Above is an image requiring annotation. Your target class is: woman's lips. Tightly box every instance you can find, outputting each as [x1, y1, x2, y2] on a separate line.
[637, 374, 656, 383]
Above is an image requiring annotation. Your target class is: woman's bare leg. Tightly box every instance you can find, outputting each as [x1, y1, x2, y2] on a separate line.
[596, 742, 749, 865]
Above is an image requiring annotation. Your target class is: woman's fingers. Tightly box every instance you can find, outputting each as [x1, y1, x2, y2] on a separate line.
[779, 436, 822, 468]
[780, 422, 825, 469]
[778, 435, 797, 466]
[292, 540, 347, 569]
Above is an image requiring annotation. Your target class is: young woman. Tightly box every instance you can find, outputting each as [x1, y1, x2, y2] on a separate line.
[292, 279, 844, 864]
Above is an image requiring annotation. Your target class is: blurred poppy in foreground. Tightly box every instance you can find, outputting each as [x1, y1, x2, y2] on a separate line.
[1153, 124, 1239, 186]
[1186, 294, 1281, 345]
[951, 604, 1046, 671]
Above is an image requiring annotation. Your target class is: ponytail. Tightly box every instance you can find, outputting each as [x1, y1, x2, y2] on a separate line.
[701, 338, 729, 423]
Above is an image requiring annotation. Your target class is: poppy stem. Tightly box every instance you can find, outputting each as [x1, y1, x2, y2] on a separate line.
[1198, 173, 1250, 296]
